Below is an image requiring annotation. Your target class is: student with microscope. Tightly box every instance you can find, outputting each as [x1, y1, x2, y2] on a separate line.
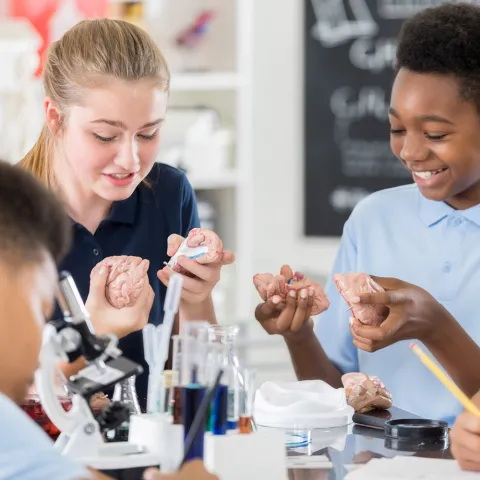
[0, 161, 217, 479]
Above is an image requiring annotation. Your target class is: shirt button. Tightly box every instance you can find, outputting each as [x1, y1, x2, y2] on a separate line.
[93, 248, 99, 256]
[451, 217, 462, 227]
[443, 262, 452, 273]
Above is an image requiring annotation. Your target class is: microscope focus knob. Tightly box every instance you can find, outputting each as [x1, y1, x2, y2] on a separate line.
[97, 401, 130, 432]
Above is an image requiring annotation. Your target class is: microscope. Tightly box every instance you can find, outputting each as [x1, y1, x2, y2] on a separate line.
[35, 271, 161, 479]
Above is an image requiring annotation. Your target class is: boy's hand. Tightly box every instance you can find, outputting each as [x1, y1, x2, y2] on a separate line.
[451, 401, 480, 471]
[348, 276, 448, 352]
[255, 287, 315, 338]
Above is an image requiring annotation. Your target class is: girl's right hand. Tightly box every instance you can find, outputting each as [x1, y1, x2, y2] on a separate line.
[86, 264, 155, 339]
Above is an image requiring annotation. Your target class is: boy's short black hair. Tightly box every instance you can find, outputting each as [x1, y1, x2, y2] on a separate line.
[0, 161, 71, 267]
[396, 3, 480, 110]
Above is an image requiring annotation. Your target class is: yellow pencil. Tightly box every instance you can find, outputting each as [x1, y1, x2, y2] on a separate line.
[410, 342, 480, 417]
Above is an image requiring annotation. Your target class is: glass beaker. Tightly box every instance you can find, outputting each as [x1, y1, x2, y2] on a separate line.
[181, 320, 210, 342]
[207, 325, 244, 429]
[207, 325, 241, 368]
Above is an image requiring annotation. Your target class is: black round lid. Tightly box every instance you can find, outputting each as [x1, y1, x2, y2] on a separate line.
[385, 436, 449, 453]
[385, 419, 449, 441]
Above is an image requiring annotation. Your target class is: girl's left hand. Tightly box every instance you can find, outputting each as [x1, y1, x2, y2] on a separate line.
[157, 234, 235, 304]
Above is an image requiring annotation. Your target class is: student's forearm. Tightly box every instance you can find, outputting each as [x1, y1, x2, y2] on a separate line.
[425, 310, 480, 397]
[179, 295, 217, 324]
[284, 329, 343, 388]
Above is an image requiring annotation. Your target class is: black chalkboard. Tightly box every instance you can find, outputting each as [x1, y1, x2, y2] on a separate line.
[303, 0, 442, 237]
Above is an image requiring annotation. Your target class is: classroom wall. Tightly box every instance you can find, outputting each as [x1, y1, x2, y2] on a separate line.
[251, 0, 340, 281]
[238, 0, 341, 382]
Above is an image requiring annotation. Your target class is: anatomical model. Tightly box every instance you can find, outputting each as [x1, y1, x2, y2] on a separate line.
[253, 265, 330, 315]
[166, 228, 225, 272]
[334, 272, 388, 326]
[342, 373, 392, 413]
[91, 255, 150, 309]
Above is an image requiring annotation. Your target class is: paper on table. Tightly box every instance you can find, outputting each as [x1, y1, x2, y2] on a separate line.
[345, 457, 480, 479]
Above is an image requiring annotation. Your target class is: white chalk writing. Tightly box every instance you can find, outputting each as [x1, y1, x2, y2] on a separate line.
[329, 86, 411, 178]
[349, 37, 397, 73]
[330, 186, 371, 212]
[310, 0, 377, 47]
[330, 86, 389, 121]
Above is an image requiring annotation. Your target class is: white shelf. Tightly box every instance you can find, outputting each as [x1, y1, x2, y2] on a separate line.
[188, 171, 238, 189]
[170, 72, 242, 91]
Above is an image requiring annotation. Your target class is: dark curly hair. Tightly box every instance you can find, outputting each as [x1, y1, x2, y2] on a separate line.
[396, 3, 480, 110]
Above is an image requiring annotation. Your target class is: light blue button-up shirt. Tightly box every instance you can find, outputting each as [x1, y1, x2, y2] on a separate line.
[315, 184, 480, 425]
[0, 393, 90, 480]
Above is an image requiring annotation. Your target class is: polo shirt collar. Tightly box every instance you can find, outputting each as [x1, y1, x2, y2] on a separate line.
[418, 189, 480, 227]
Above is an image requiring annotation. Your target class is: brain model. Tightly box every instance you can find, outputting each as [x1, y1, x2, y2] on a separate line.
[168, 228, 225, 268]
[91, 255, 150, 309]
[341, 372, 393, 413]
[334, 272, 388, 326]
[253, 265, 330, 315]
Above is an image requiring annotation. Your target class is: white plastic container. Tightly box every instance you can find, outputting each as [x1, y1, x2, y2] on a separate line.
[129, 414, 184, 473]
[254, 380, 354, 429]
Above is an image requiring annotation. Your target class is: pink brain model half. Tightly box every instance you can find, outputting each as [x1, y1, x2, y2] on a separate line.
[334, 272, 388, 326]
[253, 265, 330, 315]
[186, 228, 224, 264]
[341, 373, 393, 413]
[91, 256, 150, 309]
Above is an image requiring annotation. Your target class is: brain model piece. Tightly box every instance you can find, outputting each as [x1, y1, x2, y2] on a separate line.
[91, 256, 150, 309]
[334, 272, 388, 326]
[168, 228, 224, 268]
[341, 373, 393, 413]
[253, 265, 330, 315]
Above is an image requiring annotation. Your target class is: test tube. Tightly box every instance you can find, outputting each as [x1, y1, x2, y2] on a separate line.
[206, 343, 228, 435]
[171, 335, 184, 424]
[239, 368, 256, 434]
[159, 370, 174, 415]
[181, 336, 197, 385]
[217, 344, 239, 430]
[182, 383, 206, 462]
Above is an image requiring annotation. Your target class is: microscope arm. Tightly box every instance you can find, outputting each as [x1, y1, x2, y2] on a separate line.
[34, 323, 95, 437]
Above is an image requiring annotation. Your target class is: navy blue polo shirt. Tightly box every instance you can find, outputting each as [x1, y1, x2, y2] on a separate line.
[57, 163, 200, 408]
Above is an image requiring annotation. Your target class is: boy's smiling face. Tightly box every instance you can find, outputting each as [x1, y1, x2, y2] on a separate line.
[0, 253, 58, 404]
[390, 68, 480, 210]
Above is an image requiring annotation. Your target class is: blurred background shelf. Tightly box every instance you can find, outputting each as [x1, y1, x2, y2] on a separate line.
[170, 72, 242, 91]
[188, 170, 239, 190]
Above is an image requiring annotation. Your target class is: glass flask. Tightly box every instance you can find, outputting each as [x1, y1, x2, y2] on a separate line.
[207, 325, 244, 429]
[108, 376, 141, 442]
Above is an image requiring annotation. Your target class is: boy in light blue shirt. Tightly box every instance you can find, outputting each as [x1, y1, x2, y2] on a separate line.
[254, 3, 480, 426]
[0, 162, 91, 480]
